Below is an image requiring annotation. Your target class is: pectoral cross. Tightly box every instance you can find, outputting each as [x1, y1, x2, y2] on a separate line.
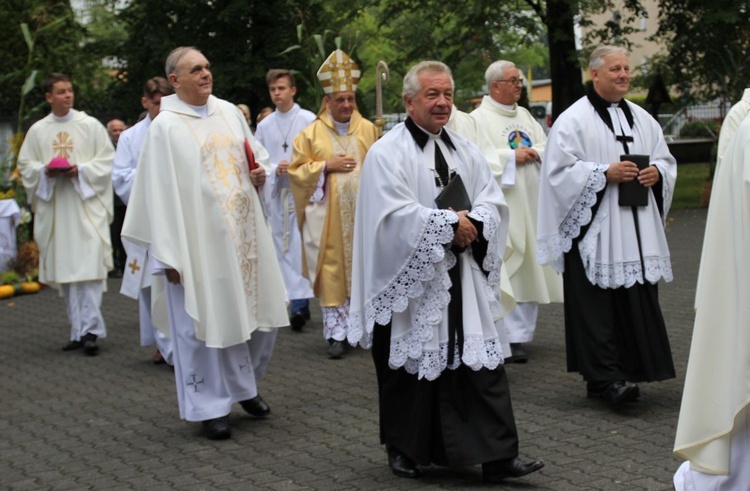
[128, 259, 141, 275]
[282, 141, 289, 152]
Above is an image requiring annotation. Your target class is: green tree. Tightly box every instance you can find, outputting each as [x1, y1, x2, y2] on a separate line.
[113, 0, 329, 124]
[0, 0, 108, 121]
[652, 0, 750, 107]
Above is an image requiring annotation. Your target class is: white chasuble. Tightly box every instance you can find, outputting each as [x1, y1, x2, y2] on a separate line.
[17, 110, 114, 288]
[348, 122, 511, 381]
[673, 116, 750, 476]
[470, 97, 562, 304]
[122, 95, 288, 348]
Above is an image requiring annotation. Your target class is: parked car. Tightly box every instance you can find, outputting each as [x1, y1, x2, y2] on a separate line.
[529, 101, 552, 134]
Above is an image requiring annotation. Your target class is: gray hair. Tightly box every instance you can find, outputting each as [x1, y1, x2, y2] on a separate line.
[589, 46, 629, 71]
[484, 60, 516, 88]
[402, 61, 454, 99]
[165, 46, 201, 79]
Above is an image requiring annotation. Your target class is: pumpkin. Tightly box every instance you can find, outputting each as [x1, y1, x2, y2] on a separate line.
[21, 282, 40, 294]
[0, 284, 14, 298]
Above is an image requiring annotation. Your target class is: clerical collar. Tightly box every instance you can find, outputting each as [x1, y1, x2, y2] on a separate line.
[486, 96, 516, 113]
[51, 109, 77, 123]
[586, 85, 634, 134]
[185, 102, 208, 118]
[404, 117, 456, 151]
[331, 116, 350, 136]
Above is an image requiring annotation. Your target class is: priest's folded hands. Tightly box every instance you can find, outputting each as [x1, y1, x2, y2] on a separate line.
[452, 209, 478, 247]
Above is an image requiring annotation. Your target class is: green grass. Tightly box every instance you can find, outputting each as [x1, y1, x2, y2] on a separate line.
[672, 162, 711, 209]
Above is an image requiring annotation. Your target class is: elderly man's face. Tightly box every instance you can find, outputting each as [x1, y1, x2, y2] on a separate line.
[490, 66, 523, 106]
[325, 91, 356, 123]
[108, 120, 125, 142]
[170, 50, 213, 106]
[592, 52, 630, 103]
[404, 70, 453, 134]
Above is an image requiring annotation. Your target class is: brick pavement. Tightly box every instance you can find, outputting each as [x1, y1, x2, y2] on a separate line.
[0, 208, 706, 490]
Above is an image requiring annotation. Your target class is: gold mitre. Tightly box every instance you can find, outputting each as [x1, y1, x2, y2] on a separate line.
[317, 49, 360, 94]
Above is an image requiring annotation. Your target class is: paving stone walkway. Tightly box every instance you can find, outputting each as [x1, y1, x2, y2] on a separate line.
[0, 208, 707, 490]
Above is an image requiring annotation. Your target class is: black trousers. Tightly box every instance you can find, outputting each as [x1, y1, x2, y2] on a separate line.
[372, 321, 519, 467]
[110, 203, 127, 272]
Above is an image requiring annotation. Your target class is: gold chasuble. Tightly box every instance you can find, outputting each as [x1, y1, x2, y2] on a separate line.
[289, 110, 378, 306]
[123, 95, 288, 348]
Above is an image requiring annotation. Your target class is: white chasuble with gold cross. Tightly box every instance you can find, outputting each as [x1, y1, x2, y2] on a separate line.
[17, 110, 115, 288]
[123, 95, 289, 348]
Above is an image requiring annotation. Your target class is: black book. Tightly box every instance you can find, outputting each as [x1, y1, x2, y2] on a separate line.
[435, 174, 472, 211]
[618, 154, 650, 207]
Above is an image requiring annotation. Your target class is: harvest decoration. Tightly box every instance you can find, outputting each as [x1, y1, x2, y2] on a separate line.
[0, 241, 41, 299]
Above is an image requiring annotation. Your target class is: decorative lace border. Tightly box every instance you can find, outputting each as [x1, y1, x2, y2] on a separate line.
[584, 255, 673, 289]
[397, 335, 504, 381]
[347, 209, 458, 349]
[537, 163, 608, 273]
[322, 300, 349, 341]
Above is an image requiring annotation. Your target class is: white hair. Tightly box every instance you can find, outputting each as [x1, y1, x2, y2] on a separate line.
[402, 61, 454, 99]
[484, 60, 516, 87]
[165, 46, 201, 79]
[589, 46, 629, 71]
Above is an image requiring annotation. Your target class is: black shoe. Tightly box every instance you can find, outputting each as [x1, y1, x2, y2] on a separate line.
[483, 457, 544, 482]
[506, 343, 528, 364]
[290, 312, 306, 332]
[587, 381, 640, 407]
[83, 333, 99, 356]
[302, 307, 310, 320]
[327, 340, 346, 359]
[240, 394, 271, 418]
[386, 445, 422, 479]
[202, 416, 231, 440]
[62, 340, 83, 351]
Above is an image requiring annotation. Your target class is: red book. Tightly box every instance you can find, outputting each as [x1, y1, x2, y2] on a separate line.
[244, 138, 259, 191]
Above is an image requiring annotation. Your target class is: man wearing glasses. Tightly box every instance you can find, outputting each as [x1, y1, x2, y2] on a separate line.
[471, 61, 562, 364]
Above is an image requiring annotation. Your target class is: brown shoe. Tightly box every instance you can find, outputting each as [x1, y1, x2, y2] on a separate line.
[152, 350, 166, 365]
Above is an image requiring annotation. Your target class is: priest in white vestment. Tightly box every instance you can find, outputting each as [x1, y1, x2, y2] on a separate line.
[716, 88, 750, 170]
[470, 61, 563, 363]
[673, 115, 750, 491]
[112, 76, 174, 366]
[122, 47, 288, 440]
[255, 69, 315, 332]
[18, 72, 114, 356]
[348, 61, 543, 483]
[538, 46, 676, 407]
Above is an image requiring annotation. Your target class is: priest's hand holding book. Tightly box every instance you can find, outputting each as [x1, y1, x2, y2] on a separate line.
[451, 209, 477, 248]
[249, 167, 266, 187]
[606, 158, 658, 187]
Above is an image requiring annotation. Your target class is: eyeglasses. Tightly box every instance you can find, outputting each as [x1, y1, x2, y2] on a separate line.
[496, 78, 523, 85]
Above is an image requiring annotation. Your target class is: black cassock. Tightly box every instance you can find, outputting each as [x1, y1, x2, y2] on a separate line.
[371, 143, 519, 466]
[562, 89, 676, 385]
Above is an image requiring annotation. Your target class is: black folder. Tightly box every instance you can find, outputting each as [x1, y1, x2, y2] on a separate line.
[618, 154, 650, 207]
[435, 174, 472, 211]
